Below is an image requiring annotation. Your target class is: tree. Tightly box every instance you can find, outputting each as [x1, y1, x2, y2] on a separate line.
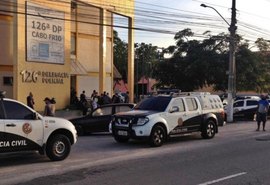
[113, 30, 128, 81]
[135, 43, 159, 81]
[153, 28, 269, 93]
[113, 31, 160, 84]
[254, 38, 270, 92]
[153, 29, 229, 91]
[255, 38, 270, 52]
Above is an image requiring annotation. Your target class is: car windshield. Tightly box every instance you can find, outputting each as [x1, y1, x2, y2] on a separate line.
[134, 96, 172, 112]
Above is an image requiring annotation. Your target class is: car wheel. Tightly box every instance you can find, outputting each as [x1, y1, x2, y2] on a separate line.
[201, 120, 216, 139]
[149, 125, 166, 147]
[75, 125, 84, 136]
[114, 135, 129, 143]
[46, 134, 71, 161]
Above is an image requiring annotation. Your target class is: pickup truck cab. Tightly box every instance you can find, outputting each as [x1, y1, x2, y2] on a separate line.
[110, 93, 224, 147]
[0, 92, 77, 161]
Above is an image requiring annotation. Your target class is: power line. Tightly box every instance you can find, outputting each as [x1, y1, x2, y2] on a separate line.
[1, 0, 270, 46]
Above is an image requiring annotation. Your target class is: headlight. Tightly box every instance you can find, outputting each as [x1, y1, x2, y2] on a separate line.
[136, 117, 149, 126]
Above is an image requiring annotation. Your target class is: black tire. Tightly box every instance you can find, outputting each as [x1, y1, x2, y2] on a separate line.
[149, 125, 166, 147]
[114, 135, 129, 143]
[75, 125, 84, 136]
[201, 120, 216, 139]
[46, 134, 71, 161]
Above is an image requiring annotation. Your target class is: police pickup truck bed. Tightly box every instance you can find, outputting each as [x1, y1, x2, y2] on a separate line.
[0, 94, 77, 161]
[110, 93, 225, 147]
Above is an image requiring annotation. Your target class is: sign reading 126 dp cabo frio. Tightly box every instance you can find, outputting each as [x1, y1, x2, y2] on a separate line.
[26, 2, 65, 64]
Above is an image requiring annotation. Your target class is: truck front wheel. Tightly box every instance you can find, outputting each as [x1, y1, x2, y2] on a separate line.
[46, 134, 71, 161]
[149, 125, 166, 147]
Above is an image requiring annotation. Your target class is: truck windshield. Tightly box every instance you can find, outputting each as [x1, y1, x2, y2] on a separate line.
[134, 96, 172, 112]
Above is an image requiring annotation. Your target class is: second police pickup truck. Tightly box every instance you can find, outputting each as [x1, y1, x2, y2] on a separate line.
[110, 92, 225, 147]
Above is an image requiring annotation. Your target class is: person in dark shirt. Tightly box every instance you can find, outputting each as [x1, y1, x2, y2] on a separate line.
[27, 92, 35, 109]
[256, 95, 269, 131]
[80, 91, 88, 116]
[124, 91, 130, 103]
[43, 97, 54, 116]
[112, 92, 121, 103]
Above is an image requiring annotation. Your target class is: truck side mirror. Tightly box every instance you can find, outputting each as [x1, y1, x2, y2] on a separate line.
[33, 112, 39, 120]
[170, 106, 179, 113]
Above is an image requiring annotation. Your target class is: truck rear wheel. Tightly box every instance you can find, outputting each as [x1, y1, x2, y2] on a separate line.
[46, 134, 71, 161]
[201, 120, 216, 139]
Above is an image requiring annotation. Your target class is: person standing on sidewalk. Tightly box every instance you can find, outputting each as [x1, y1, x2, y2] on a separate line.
[27, 92, 35, 109]
[256, 95, 269, 131]
[43, 97, 54, 117]
[80, 90, 88, 116]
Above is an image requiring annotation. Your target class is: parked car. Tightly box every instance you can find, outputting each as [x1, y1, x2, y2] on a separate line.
[70, 103, 135, 135]
[0, 91, 77, 161]
[224, 98, 259, 120]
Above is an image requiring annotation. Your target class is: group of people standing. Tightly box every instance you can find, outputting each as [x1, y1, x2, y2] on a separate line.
[26, 92, 56, 117]
[79, 90, 129, 115]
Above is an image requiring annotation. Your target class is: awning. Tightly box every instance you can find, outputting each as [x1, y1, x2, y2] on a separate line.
[70, 59, 88, 75]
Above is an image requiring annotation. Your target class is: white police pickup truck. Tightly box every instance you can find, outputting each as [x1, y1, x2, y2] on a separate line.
[111, 92, 225, 147]
[0, 92, 77, 161]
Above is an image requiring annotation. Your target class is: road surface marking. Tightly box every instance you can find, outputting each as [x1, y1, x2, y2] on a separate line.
[198, 172, 247, 185]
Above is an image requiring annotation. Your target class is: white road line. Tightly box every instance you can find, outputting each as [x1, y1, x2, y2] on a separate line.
[198, 172, 247, 185]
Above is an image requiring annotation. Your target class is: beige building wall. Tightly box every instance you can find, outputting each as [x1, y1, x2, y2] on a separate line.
[0, 15, 13, 98]
[0, 0, 134, 111]
[72, 0, 134, 99]
[14, 0, 71, 111]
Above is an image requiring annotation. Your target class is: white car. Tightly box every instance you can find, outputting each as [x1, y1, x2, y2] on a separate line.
[224, 98, 259, 119]
[0, 92, 77, 161]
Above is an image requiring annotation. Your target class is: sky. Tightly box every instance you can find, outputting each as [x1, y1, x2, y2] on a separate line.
[115, 0, 270, 48]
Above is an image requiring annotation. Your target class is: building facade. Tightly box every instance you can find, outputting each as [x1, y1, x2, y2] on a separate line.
[0, 0, 134, 111]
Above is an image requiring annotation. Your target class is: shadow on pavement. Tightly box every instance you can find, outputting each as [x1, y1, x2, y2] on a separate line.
[0, 151, 49, 167]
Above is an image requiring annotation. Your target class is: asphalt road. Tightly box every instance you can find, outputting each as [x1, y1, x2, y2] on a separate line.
[1, 121, 270, 185]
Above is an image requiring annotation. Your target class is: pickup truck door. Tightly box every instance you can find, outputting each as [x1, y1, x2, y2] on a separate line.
[182, 98, 201, 131]
[165, 98, 188, 134]
[1, 100, 43, 152]
[233, 100, 245, 117]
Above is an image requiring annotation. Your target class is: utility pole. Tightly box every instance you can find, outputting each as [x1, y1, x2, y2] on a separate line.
[226, 0, 237, 122]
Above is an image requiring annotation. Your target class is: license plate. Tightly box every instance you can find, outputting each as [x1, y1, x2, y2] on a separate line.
[118, 130, 128, 136]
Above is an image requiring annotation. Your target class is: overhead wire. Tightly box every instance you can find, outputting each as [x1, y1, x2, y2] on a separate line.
[1, 0, 270, 45]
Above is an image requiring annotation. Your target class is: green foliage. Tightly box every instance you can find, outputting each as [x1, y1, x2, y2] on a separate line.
[113, 31, 160, 83]
[113, 30, 128, 81]
[114, 29, 270, 93]
[135, 43, 160, 81]
[153, 29, 270, 93]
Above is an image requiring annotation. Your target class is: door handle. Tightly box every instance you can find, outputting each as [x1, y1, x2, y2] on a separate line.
[6, 123, 16, 127]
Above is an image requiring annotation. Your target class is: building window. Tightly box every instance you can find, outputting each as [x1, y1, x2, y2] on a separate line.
[71, 32, 76, 55]
[3, 77, 13, 86]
